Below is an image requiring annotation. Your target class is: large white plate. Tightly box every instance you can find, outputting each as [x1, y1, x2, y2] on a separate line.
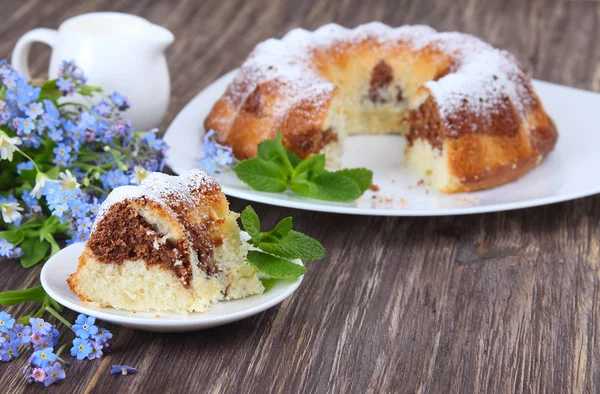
[40, 241, 303, 332]
[164, 70, 600, 216]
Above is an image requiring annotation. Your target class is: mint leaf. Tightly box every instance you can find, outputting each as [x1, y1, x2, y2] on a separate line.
[241, 206, 260, 240]
[271, 217, 292, 236]
[260, 278, 279, 292]
[247, 250, 306, 279]
[20, 238, 49, 268]
[234, 158, 288, 192]
[255, 133, 295, 174]
[257, 140, 282, 161]
[290, 172, 362, 202]
[274, 133, 295, 174]
[258, 230, 325, 260]
[234, 131, 373, 202]
[292, 154, 326, 180]
[0, 286, 47, 306]
[284, 147, 301, 168]
[334, 168, 373, 193]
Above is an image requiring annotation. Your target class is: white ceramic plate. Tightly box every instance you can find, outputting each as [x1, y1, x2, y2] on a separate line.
[40, 241, 303, 332]
[164, 70, 600, 216]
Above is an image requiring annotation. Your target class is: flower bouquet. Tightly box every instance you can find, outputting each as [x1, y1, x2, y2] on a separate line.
[0, 59, 167, 267]
[0, 58, 167, 386]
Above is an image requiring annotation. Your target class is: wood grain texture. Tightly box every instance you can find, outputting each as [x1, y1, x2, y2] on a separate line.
[1, 0, 600, 392]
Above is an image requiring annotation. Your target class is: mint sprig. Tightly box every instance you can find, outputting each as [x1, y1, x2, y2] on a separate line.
[241, 206, 325, 279]
[233, 133, 373, 202]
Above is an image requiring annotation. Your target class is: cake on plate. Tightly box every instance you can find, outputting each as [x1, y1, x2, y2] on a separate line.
[67, 170, 264, 313]
[204, 22, 557, 193]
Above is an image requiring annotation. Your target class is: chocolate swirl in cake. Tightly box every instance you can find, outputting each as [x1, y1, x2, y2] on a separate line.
[88, 199, 193, 287]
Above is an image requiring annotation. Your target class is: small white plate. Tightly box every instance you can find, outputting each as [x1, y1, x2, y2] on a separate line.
[40, 242, 303, 332]
[164, 70, 600, 216]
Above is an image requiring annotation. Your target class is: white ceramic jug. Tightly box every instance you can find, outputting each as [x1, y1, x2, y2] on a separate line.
[11, 12, 174, 130]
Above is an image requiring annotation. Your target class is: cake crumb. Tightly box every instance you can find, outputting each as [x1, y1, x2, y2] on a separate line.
[425, 189, 430, 195]
[417, 179, 424, 186]
[455, 197, 474, 206]
[400, 198, 408, 208]
[369, 184, 380, 192]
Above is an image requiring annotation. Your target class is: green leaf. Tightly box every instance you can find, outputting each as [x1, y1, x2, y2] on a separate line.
[18, 218, 45, 231]
[46, 167, 60, 180]
[78, 85, 103, 97]
[39, 79, 62, 101]
[271, 217, 293, 236]
[292, 154, 326, 180]
[43, 232, 61, 257]
[241, 206, 261, 239]
[233, 158, 288, 192]
[234, 131, 372, 202]
[257, 140, 284, 162]
[254, 133, 296, 175]
[290, 171, 362, 202]
[33, 140, 56, 165]
[0, 159, 18, 190]
[274, 133, 296, 174]
[247, 250, 306, 279]
[0, 229, 24, 244]
[0, 285, 47, 306]
[258, 230, 325, 260]
[260, 277, 279, 292]
[20, 237, 50, 268]
[333, 168, 373, 193]
[284, 147, 301, 168]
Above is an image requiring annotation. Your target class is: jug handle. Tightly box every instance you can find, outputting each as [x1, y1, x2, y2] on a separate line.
[11, 28, 58, 81]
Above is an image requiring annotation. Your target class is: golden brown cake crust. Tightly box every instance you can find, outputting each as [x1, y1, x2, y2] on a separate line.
[204, 22, 558, 192]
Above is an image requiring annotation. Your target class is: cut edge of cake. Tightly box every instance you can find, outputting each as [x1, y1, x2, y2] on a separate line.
[67, 170, 264, 314]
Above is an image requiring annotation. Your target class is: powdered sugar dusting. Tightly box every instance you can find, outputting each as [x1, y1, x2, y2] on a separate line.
[226, 22, 440, 121]
[422, 33, 534, 127]
[223, 22, 534, 130]
[141, 169, 219, 202]
[93, 185, 165, 231]
[92, 170, 220, 231]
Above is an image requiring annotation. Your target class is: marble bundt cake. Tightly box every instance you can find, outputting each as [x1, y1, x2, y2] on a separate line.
[204, 23, 557, 193]
[67, 170, 264, 313]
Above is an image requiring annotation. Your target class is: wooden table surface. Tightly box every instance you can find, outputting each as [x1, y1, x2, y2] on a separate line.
[1, 0, 600, 392]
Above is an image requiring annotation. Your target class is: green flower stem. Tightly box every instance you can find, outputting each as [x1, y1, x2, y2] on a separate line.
[14, 147, 42, 173]
[55, 343, 69, 359]
[60, 110, 81, 116]
[57, 101, 91, 111]
[71, 162, 114, 170]
[109, 149, 128, 171]
[32, 304, 46, 318]
[86, 184, 107, 195]
[45, 306, 72, 329]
